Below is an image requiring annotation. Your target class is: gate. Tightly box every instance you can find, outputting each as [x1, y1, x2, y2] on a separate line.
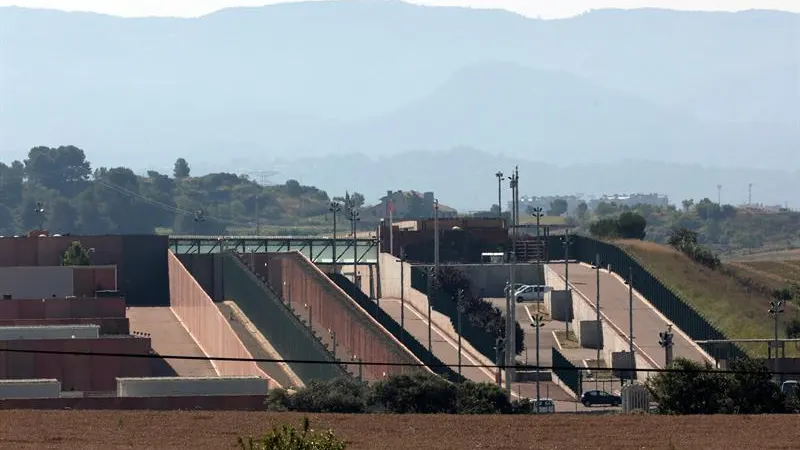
[621, 383, 650, 413]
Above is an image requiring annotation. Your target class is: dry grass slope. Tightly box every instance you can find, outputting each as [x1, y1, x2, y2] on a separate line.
[2, 410, 800, 450]
[615, 240, 787, 356]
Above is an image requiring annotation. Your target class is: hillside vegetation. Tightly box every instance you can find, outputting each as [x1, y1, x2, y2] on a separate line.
[0, 146, 369, 236]
[616, 239, 797, 356]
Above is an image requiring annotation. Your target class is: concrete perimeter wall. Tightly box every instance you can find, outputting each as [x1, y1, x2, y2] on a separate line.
[117, 376, 268, 397]
[168, 252, 271, 383]
[0, 379, 61, 399]
[0, 337, 151, 391]
[544, 265, 658, 382]
[0, 267, 74, 299]
[0, 395, 268, 410]
[441, 263, 544, 298]
[0, 297, 126, 320]
[273, 251, 422, 380]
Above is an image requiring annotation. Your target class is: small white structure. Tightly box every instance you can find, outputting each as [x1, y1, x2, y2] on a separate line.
[621, 383, 650, 413]
[0, 379, 61, 399]
[116, 376, 269, 397]
[0, 324, 99, 340]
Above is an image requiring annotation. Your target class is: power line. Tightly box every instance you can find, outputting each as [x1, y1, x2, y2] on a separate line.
[1, 347, 798, 376]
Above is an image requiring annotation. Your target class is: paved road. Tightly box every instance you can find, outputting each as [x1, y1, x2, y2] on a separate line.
[128, 307, 217, 377]
[549, 263, 709, 368]
[379, 298, 586, 410]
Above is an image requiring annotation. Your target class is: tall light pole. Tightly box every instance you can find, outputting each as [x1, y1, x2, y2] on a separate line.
[595, 253, 601, 372]
[456, 288, 465, 376]
[426, 266, 435, 359]
[769, 299, 785, 381]
[434, 198, 440, 276]
[329, 201, 342, 267]
[495, 336, 506, 388]
[507, 168, 520, 387]
[531, 206, 544, 312]
[658, 324, 674, 367]
[495, 171, 505, 218]
[562, 230, 573, 335]
[717, 184, 722, 206]
[397, 247, 407, 332]
[346, 201, 360, 285]
[531, 313, 545, 412]
[193, 209, 205, 235]
[34, 202, 46, 231]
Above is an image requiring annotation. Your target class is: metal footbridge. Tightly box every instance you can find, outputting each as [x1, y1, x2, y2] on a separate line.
[168, 235, 379, 264]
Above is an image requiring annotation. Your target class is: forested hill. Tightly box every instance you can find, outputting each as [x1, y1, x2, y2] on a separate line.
[0, 146, 353, 236]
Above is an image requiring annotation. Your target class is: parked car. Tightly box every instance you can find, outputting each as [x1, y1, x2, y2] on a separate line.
[514, 285, 551, 302]
[580, 390, 621, 407]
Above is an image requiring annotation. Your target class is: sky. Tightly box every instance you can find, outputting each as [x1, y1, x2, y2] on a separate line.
[0, 0, 798, 19]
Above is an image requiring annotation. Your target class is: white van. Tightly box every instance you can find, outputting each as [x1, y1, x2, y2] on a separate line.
[514, 285, 552, 303]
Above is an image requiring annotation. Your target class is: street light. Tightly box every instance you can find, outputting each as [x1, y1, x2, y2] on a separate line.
[456, 288, 465, 376]
[346, 200, 360, 285]
[193, 209, 206, 235]
[329, 201, 342, 267]
[434, 198, 440, 276]
[395, 247, 407, 337]
[531, 313, 545, 413]
[530, 206, 544, 312]
[494, 336, 506, 388]
[658, 324, 674, 367]
[34, 202, 46, 230]
[425, 266, 436, 359]
[495, 171, 505, 218]
[769, 299, 785, 381]
[561, 230, 573, 335]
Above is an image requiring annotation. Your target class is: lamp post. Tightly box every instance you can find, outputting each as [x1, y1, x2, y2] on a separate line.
[425, 266, 435, 358]
[508, 169, 520, 385]
[530, 206, 544, 312]
[347, 201, 360, 285]
[658, 324, 674, 367]
[495, 171, 505, 218]
[34, 202, 46, 230]
[494, 336, 506, 388]
[769, 299, 785, 381]
[561, 230, 573, 335]
[396, 247, 407, 335]
[456, 288, 465, 376]
[434, 198, 440, 276]
[193, 209, 205, 235]
[531, 313, 545, 413]
[329, 201, 342, 267]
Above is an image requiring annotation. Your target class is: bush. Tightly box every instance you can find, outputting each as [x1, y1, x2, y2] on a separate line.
[270, 378, 368, 413]
[455, 381, 510, 414]
[238, 417, 347, 450]
[786, 319, 800, 339]
[666, 227, 720, 269]
[370, 372, 457, 413]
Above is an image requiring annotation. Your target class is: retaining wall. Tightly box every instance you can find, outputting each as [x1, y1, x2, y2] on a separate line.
[168, 252, 269, 381]
[0, 297, 126, 320]
[117, 376, 269, 397]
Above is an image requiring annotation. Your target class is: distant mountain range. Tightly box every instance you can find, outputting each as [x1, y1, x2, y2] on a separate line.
[0, 1, 798, 208]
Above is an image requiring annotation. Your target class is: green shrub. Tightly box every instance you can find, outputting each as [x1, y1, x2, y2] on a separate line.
[275, 378, 368, 413]
[370, 372, 457, 413]
[238, 417, 347, 450]
[455, 381, 510, 414]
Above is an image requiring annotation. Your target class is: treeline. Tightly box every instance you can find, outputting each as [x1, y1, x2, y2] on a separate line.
[267, 373, 538, 414]
[0, 146, 362, 236]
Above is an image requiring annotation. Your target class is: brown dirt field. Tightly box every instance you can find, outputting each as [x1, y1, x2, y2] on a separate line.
[2, 410, 800, 450]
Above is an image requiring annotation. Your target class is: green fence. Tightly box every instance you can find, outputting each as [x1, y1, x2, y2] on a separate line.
[552, 347, 582, 396]
[220, 253, 348, 382]
[329, 273, 465, 383]
[546, 234, 746, 361]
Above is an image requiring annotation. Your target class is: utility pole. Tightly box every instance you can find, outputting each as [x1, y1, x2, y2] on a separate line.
[504, 280, 512, 390]
[508, 168, 520, 387]
[495, 336, 506, 388]
[426, 266, 435, 359]
[495, 171, 504, 218]
[717, 184, 722, 206]
[329, 201, 342, 267]
[628, 266, 634, 356]
[769, 299, 785, 382]
[658, 324, 674, 367]
[748, 183, 753, 205]
[531, 313, 545, 413]
[456, 288, 464, 376]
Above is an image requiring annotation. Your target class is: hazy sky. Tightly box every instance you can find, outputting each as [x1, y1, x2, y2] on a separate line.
[1, 0, 798, 19]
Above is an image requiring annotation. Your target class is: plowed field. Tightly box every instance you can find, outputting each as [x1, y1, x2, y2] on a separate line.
[1, 410, 799, 449]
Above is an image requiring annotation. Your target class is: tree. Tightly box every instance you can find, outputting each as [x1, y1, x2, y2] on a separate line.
[47, 198, 78, 233]
[667, 227, 698, 250]
[725, 358, 785, 414]
[24, 146, 91, 197]
[589, 218, 618, 238]
[548, 198, 568, 216]
[173, 158, 191, 178]
[350, 192, 365, 209]
[617, 212, 647, 239]
[576, 201, 589, 220]
[369, 372, 457, 414]
[62, 241, 92, 266]
[647, 358, 729, 414]
[285, 179, 303, 197]
[681, 199, 694, 212]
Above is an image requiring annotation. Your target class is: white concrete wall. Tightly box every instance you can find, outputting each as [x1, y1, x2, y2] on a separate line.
[0, 266, 74, 299]
[0, 324, 99, 340]
[0, 379, 61, 399]
[116, 376, 269, 397]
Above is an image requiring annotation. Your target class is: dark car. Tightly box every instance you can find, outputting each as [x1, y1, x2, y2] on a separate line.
[581, 390, 621, 407]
